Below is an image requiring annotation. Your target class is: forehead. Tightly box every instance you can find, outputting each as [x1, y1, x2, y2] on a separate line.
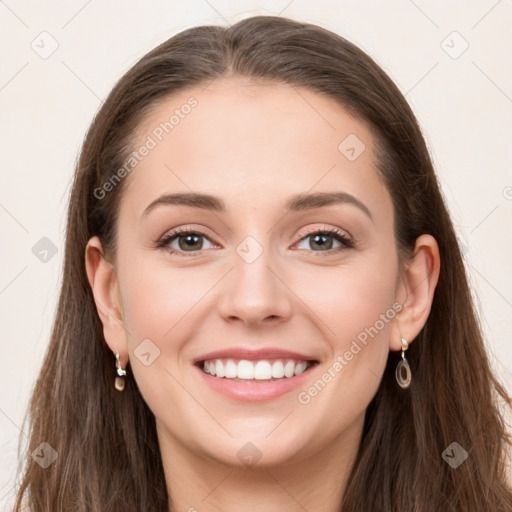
[121, 77, 390, 218]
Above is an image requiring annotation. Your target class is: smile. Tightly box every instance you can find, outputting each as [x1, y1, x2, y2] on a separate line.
[199, 358, 315, 380]
[194, 358, 320, 401]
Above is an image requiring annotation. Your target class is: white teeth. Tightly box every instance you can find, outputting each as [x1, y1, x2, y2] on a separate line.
[294, 361, 308, 376]
[271, 360, 285, 378]
[237, 360, 254, 379]
[201, 358, 312, 380]
[254, 361, 272, 380]
[225, 359, 237, 378]
[284, 360, 295, 378]
[215, 360, 225, 378]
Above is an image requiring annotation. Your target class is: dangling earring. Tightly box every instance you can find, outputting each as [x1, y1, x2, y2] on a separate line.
[115, 352, 127, 391]
[395, 337, 412, 389]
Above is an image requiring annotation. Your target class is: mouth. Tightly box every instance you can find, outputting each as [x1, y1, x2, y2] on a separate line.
[195, 358, 319, 381]
[194, 358, 320, 401]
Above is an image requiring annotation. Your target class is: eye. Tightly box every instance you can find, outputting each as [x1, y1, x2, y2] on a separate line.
[294, 228, 354, 254]
[155, 226, 354, 257]
[157, 228, 216, 256]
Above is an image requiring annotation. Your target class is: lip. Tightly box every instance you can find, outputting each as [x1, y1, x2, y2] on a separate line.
[194, 360, 320, 402]
[193, 347, 318, 364]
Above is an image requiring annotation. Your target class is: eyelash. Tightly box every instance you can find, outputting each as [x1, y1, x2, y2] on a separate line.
[155, 225, 354, 258]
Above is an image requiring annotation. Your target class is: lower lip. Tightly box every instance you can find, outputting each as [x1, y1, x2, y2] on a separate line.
[194, 362, 319, 402]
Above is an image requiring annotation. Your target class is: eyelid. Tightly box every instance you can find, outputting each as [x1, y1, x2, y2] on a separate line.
[155, 225, 218, 253]
[294, 224, 352, 243]
[156, 224, 354, 256]
[155, 225, 215, 244]
[292, 225, 354, 253]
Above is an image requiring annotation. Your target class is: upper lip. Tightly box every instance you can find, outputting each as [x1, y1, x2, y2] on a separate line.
[193, 347, 318, 364]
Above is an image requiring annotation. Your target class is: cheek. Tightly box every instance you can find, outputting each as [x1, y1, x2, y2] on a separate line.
[113, 250, 195, 380]
[294, 248, 398, 396]
[292, 258, 397, 425]
[119, 256, 206, 340]
[291, 249, 398, 346]
[116, 259, 207, 418]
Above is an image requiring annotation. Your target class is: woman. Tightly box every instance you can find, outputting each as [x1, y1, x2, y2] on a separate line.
[14, 15, 512, 511]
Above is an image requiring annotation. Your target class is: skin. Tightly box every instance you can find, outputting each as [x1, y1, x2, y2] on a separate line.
[86, 77, 440, 512]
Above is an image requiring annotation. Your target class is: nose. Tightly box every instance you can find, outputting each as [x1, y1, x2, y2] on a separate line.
[217, 246, 293, 327]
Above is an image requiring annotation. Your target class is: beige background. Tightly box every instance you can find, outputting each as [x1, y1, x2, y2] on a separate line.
[1, 0, 511, 507]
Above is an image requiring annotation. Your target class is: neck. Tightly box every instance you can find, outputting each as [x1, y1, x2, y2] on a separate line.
[157, 415, 364, 512]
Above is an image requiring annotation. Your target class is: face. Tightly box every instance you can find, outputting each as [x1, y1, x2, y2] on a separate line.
[106, 78, 403, 467]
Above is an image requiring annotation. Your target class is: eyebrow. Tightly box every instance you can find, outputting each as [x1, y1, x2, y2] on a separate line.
[142, 191, 373, 221]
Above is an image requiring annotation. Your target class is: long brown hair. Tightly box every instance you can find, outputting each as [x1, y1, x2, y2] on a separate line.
[14, 15, 512, 511]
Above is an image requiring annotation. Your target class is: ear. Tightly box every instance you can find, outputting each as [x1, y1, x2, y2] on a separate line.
[85, 236, 128, 367]
[390, 234, 440, 351]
